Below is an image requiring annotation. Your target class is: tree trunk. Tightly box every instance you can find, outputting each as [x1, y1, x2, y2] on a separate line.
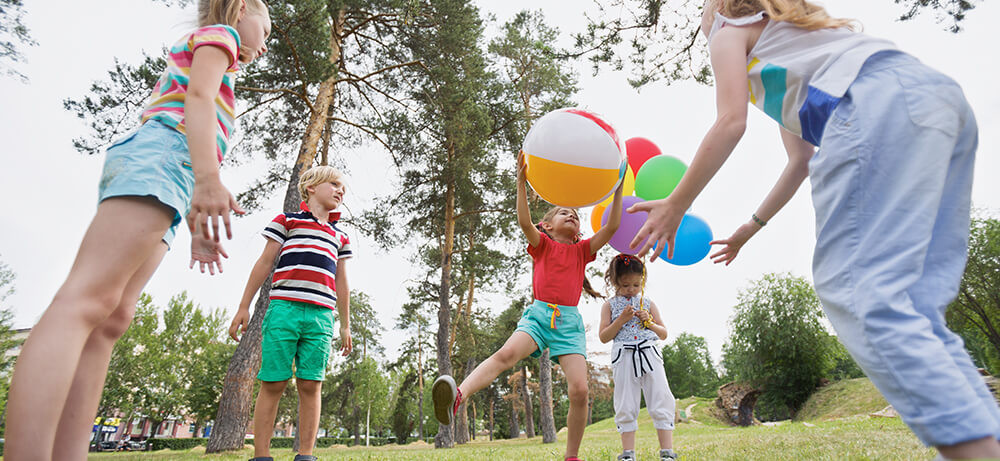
[454, 356, 476, 445]
[353, 405, 361, 446]
[206, 279, 271, 452]
[520, 365, 535, 438]
[366, 402, 371, 446]
[435, 174, 456, 448]
[587, 395, 594, 426]
[471, 399, 477, 441]
[207, 9, 346, 453]
[418, 325, 425, 441]
[454, 391, 469, 444]
[538, 349, 556, 443]
[508, 400, 520, 439]
[292, 410, 301, 452]
[489, 398, 494, 441]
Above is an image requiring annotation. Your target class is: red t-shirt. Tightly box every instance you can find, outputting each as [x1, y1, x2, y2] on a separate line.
[528, 233, 597, 306]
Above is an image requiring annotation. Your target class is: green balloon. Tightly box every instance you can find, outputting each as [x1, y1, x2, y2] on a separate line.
[634, 155, 687, 200]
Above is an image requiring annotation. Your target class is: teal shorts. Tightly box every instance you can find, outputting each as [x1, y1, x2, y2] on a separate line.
[515, 299, 587, 359]
[258, 299, 336, 382]
[98, 120, 194, 248]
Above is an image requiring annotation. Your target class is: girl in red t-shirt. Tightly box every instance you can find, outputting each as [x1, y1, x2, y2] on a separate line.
[432, 153, 623, 460]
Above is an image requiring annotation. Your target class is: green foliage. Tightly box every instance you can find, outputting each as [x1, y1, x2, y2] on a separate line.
[0, 256, 23, 436]
[148, 437, 207, 451]
[0, 0, 37, 81]
[826, 336, 865, 381]
[893, 0, 980, 33]
[571, 0, 710, 87]
[99, 292, 229, 429]
[572, 0, 979, 89]
[661, 332, 722, 398]
[947, 216, 1000, 374]
[322, 291, 389, 441]
[721, 273, 836, 421]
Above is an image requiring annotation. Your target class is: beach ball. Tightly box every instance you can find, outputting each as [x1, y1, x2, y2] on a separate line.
[522, 108, 627, 207]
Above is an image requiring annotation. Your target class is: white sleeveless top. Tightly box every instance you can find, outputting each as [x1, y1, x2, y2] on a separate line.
[708, 12, 897, 146]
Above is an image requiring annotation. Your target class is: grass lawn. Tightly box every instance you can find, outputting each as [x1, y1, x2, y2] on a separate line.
[83, 385, 936, 461]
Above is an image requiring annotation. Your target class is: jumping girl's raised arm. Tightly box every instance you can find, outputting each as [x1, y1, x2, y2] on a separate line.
[516, 152, 542, 248]
[628, 25, 753, 260]
[590, 182, 624, 254]
[710, 127, 814, 265]
[186, 44, 245, 242]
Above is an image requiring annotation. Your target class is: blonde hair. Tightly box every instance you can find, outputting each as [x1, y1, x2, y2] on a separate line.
[198, 0, 270, 62]
[709, 0, 856, 31]
[298, 165, 344, 202]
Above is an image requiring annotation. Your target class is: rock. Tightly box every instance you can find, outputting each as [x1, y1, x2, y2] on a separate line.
[714, 382, 762, 427]
[870, 405, 899, 418]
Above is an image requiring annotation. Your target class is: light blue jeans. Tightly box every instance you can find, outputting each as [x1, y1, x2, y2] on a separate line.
[810, 51, 997, 446]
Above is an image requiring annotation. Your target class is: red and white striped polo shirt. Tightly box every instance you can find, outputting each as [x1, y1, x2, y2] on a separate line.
[262, 202, 353, 310]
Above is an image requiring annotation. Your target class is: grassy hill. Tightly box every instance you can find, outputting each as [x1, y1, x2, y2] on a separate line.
[795, 377, 890, 422]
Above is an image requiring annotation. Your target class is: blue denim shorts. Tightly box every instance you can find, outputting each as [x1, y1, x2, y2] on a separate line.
[98, 120, 194, 247]
[515, 299, 587, 359]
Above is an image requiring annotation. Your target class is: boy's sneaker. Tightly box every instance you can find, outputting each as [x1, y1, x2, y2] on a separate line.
[293, 456, 317, 461]
[617, 450, 636, 461]
[432, 375, 461, 425]
[660, 449, 680, 460]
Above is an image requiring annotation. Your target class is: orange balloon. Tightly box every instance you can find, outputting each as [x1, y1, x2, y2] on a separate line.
[591, 204, 607, 233]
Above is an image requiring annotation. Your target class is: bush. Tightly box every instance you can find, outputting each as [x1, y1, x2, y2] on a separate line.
[147, 437, 206, 451]
[269, 436, 399, 447]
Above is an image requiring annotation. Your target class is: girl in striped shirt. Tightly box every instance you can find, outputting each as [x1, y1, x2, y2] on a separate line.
[4, 1, 270, 459]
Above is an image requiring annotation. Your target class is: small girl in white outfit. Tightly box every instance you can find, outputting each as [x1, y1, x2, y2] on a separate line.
[599, 253, 678, 461]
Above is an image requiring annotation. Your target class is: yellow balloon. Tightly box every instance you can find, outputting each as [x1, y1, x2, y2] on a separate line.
[596, 164, 635, 208]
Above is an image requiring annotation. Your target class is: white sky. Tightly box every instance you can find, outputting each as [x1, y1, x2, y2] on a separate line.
[0, 0, 997, 367]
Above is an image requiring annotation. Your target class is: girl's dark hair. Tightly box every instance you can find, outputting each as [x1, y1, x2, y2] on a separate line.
[535, 206, 600, 299]
[604, 253, 646, 293]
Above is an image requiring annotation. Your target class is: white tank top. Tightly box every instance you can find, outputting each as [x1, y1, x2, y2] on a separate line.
[708, 12, 897, 146]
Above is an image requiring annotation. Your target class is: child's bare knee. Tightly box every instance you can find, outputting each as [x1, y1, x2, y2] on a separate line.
[568, 382, 588, 403]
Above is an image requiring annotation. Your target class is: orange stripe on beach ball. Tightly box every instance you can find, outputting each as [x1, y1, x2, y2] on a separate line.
[526, 154, 621, 208]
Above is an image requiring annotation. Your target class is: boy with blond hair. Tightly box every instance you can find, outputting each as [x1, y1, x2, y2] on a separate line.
[230, 165, 354, 461]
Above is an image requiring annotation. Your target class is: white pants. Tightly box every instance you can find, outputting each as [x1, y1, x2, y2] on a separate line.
[612, 340, 675, 432]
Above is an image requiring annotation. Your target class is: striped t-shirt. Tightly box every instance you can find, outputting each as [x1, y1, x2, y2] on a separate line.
[263, 202, 354, 310]
[140, 25, 242, 162]
[709, 12, 897, 146]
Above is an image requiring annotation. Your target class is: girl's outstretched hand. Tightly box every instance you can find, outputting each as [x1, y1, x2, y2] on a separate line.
[189, 234, 228, 275]
[627, 198, 684, 261]
[516, 151, 527, 184]
[188, 178, 246, 242]
[710, 222, 756, 266]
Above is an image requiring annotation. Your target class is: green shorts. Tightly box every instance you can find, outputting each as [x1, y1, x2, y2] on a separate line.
[258, 299, 336, 382]
[516, 299, 587, 359]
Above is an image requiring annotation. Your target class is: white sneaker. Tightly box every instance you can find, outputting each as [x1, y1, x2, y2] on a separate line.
[431, 375, 457, 425]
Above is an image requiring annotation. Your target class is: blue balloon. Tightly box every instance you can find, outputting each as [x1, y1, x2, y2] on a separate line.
[658, 214, 713, 266]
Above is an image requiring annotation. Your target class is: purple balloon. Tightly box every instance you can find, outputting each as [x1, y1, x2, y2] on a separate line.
[602, 196, 649, 255]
